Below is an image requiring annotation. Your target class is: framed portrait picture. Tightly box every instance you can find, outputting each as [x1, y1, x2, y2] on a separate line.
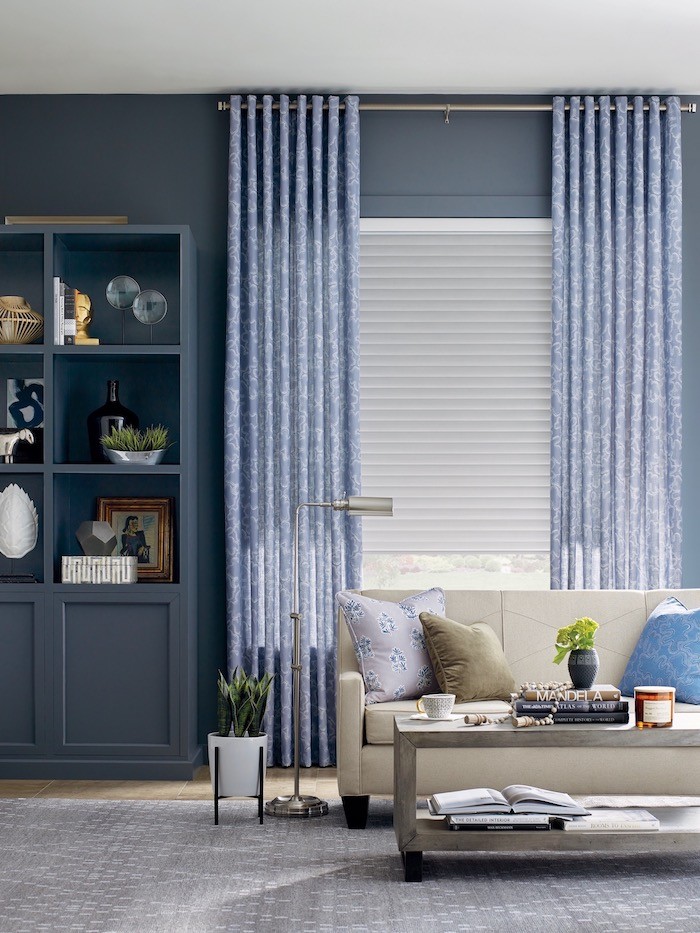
[97, 497, 174, 582]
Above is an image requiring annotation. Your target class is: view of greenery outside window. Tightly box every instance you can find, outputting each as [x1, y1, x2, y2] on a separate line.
[362, 553, 550, 590]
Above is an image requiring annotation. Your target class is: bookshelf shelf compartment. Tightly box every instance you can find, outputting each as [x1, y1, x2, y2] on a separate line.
[53, 230, 181, 347]
[53, 463, 181, 585]
[0, 233, 45, 348]
[53, 355, 180, 465]
[0, 472, 44, 583]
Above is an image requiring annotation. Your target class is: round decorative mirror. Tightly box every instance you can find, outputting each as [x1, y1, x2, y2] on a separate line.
[133, 289, 167, 325]
[106, 276, 141, 310]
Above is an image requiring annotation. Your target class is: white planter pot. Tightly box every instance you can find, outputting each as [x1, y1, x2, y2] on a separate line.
[207, 732, 267, 797]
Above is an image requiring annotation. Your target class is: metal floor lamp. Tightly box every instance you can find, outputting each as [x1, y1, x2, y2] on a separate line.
[265, 495, 393, 818]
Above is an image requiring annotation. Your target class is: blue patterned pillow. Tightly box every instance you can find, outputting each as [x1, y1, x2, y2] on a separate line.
[619, 597, 700, 704]
[337, 588, 444, 704]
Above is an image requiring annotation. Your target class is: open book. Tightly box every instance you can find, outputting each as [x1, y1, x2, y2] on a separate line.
[428, 784, 590, 817]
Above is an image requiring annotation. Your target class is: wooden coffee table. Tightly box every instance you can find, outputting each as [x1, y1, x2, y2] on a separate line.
[393, 714, 700, 881]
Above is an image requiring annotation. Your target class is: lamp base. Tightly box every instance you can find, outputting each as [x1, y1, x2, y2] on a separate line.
[265, 794, 329, 818]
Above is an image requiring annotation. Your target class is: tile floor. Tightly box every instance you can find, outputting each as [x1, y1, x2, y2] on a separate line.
[0, 767, 340, 801]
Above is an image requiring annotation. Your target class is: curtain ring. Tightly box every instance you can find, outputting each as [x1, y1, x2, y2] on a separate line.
[444, 104, 451, 125]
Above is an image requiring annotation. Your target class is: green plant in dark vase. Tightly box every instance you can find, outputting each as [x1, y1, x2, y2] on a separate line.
[553, 617, 600, 688]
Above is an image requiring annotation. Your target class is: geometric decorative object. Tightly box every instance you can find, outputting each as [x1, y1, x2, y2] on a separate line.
[75, 520, 117, 556]
[0, 483, 39, 558]
[0, 296, 44, 344]
[265, 495, 393, 820]
[61, 555, 137, 584]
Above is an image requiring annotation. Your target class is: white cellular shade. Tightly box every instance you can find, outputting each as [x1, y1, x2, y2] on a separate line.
[359, 219, 552, 553]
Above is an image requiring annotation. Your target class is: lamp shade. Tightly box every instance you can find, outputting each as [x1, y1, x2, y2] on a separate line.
[341, 496, 393, 517]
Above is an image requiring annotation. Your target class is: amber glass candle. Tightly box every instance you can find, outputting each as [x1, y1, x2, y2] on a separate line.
[634, 686, 675, 728]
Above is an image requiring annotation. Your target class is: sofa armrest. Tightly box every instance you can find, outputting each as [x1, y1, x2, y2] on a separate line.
[337, 670, 365, 796]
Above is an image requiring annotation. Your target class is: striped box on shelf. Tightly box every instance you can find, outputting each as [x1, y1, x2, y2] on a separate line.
[61, 556, 138, 584]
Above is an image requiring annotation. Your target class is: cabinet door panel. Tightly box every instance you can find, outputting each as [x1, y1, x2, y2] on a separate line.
[54, 593, 179, 756]
[0, 595, 45, 752]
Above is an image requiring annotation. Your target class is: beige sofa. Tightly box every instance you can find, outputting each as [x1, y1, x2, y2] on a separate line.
[337, 588, 700, 828]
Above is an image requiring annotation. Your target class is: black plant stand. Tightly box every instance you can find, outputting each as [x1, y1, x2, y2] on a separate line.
[213, 745, 265, 825]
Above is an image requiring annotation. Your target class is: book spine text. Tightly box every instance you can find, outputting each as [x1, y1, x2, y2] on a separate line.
[515, 700, 628, 713]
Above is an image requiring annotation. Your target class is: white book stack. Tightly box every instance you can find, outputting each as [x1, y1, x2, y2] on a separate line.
[61, 556, 138, 584]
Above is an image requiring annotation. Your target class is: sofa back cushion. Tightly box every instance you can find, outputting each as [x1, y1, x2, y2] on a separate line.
[502, 590, 649, 686]
[337, 588, 700, 693]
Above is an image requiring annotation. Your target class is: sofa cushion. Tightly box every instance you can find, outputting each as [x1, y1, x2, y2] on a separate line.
[501, 590, 648, 686]
[619, 596, 700, 704]
[365, 699, 512, 745]
[336, 587, 444, 703]
[420, 611, 516, 702]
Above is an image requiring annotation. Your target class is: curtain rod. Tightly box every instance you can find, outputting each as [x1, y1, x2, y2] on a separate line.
[217, 100, 696, 115]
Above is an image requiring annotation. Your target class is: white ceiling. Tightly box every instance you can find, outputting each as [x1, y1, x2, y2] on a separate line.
[0, 0, 698, 96]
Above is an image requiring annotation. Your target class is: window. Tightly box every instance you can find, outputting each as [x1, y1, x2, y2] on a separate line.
[358, 218, 552, 590]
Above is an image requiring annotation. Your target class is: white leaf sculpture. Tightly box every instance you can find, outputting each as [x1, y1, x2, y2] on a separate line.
[0, 483, 39, 558]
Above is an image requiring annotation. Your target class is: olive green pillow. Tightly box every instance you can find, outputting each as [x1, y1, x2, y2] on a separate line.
[419, 611, 516, 702]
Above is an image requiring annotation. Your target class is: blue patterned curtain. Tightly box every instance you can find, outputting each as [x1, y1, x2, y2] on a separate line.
[225, 95, 362, 765]
[551, 96, 682, 589]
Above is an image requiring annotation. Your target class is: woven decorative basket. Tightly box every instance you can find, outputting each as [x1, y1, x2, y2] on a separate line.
[0, 296, 44, 345]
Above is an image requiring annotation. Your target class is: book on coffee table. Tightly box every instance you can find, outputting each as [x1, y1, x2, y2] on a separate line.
[520, 684, 621, 701]
[548, 711, 629, 724]
[552, 809, 660, 831]
[428, 784, 590, 817]
[514, 700, 629, 713]
[447, 813, 551, 831]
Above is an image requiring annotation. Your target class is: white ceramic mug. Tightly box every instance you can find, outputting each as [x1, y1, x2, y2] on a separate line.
[416, 693, 456, 719]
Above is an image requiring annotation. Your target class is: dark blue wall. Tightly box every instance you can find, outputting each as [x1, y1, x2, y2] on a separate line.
[0, 96, 230, 740]
[0, 93, 697, 746]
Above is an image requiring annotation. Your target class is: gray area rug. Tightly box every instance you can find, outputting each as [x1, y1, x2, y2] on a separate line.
[1, 798, 699, 933]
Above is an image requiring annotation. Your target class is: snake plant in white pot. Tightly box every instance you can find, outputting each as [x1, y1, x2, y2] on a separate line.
[208, 668, 274, 797]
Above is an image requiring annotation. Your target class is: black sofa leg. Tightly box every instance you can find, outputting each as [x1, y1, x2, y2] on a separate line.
[342, 795, 370, 829]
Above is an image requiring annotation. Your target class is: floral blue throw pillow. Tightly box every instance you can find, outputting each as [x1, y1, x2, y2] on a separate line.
[619, 597, 700, 704]
[337, 587, 444, 704]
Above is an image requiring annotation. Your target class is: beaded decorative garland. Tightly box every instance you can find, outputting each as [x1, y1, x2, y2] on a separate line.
[461, 681, 575, 728]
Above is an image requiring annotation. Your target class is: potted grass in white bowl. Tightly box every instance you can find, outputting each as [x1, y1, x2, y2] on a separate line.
[100, 424, 172, 465]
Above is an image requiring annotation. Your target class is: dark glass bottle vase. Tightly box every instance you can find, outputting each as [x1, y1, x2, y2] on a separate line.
[87, 380, 139, 463]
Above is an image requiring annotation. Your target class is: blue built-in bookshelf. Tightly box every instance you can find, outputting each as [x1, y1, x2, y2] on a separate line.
[0, 224, 200, 778]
